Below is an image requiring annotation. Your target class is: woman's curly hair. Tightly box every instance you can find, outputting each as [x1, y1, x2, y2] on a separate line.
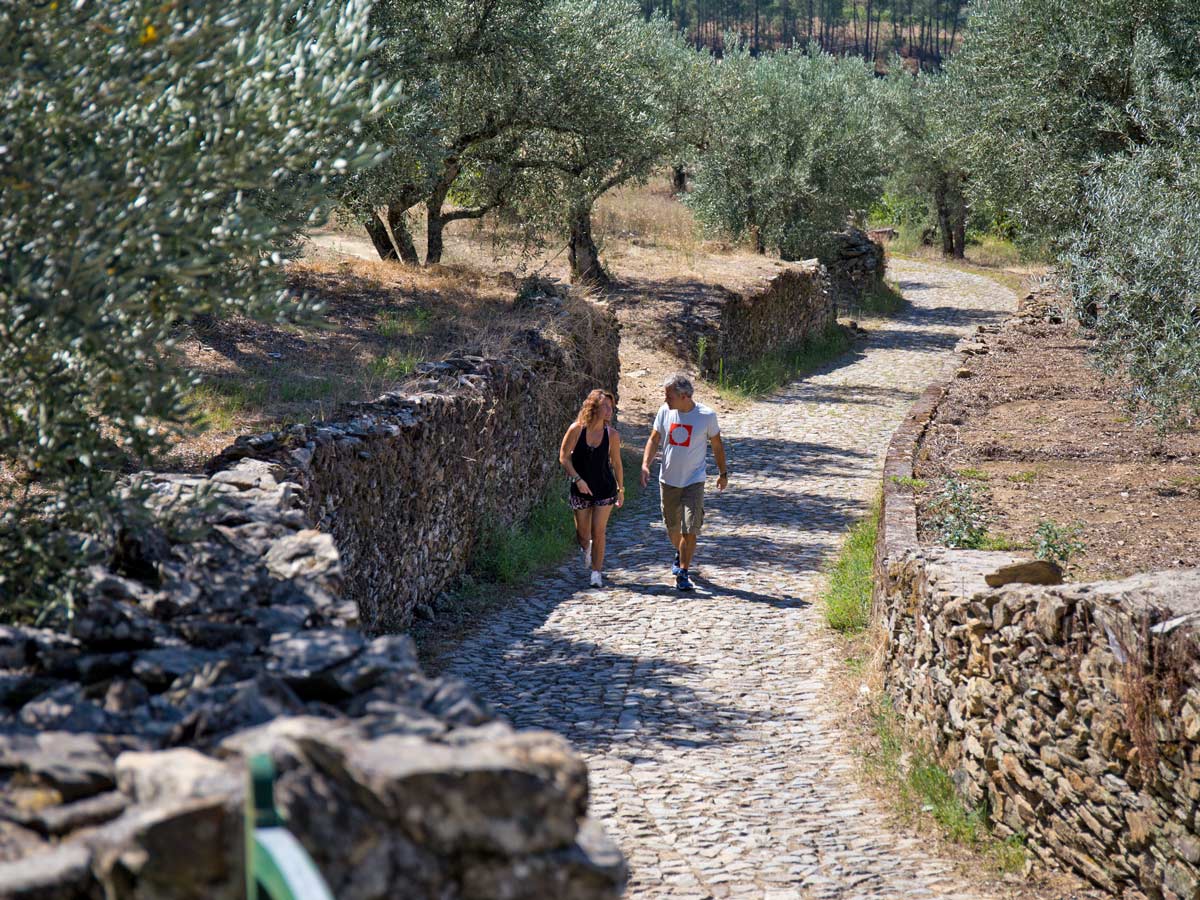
[575, 388, 609, 426]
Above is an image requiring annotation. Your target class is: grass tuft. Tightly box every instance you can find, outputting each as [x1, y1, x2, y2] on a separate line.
[864, 696, 1030, 876]
[823, 500, 879, 633]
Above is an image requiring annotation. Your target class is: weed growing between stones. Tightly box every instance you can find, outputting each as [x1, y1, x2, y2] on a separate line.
[1113, 614, 1195, 779]
[864, 696, 1031, 876]
[888, 475, 927, 492]
[714, 323, 853, 400]
[851, 279, 906, 318]
[822, 500, 879, 633]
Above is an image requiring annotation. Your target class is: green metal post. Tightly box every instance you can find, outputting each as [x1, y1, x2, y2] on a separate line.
[245, 754, 334, 900]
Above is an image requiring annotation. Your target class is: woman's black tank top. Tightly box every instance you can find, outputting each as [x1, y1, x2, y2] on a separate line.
[570, 426, 618, 501]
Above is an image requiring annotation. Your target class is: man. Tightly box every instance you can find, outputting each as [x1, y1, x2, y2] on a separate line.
[640, 374, 728, 591]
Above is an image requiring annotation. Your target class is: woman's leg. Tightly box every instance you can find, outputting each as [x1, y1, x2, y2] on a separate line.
[573, 508, 593, 551]
[590, 504, 614, 571]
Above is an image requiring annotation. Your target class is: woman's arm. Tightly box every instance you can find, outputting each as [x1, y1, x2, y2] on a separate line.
[608, 427, 624, 507]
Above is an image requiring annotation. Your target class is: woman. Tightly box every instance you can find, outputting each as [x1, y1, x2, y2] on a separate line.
[559, 389, 624, 588]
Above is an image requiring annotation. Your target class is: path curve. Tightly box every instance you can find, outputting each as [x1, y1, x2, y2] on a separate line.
[445, 260, 1017, 899]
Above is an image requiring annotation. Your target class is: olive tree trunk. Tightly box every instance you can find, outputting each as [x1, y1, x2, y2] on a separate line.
[364, 202, 420, 265]
[568, 202, 608, 286]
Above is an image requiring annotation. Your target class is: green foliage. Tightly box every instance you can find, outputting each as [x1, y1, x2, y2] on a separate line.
[1062, 68, 1200, 425]
[946, 0, 1200, 247]
[687, 42, 888, 260]
[943, 0, 1200, 421]
[928, 477, 990, 549]
[1033, 521, 1085, 567]
[0, 0, 391, 616]
[470, 490, 576, 585]
[715, 324, 852, 399]
[888, 475, 927, 491]
[823, 503, 879, 633]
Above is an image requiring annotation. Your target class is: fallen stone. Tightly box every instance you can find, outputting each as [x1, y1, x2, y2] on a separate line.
[985, 560, 1064, 587]
[88, 796, 241, 900]
[0, 821, 48, 863]
[131, 647, 222, 692]
[460, 818, 626, 900]
[17, 685, 118, 735]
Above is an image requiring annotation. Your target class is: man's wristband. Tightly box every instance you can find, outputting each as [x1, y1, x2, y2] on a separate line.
[719, 471, 728, 477]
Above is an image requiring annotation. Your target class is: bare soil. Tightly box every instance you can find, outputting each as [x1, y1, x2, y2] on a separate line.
[915, 285, 1200, 581]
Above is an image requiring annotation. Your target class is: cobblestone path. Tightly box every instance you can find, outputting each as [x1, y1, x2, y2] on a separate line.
[445, 261, 1018, 899]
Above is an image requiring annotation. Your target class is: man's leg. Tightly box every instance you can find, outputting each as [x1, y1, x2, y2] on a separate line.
[679, 483, 705, 571]
[661, 484, 685, 566]
[678, 532, 698, 569]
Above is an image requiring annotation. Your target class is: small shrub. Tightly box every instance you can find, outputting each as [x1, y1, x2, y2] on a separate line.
[888, 475, 927, 491]
[695, 335, 710, 370]
[368, 351, 421, 382]
[928, 477, 990, 548]
[1033, 520, 1085, 567]
[956, 467, 989, 482]
[378, 307, 432, 338]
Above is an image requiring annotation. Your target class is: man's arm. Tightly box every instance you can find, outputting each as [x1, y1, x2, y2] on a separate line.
[711, 433, 728, 492]
[640, 430, 661, 489]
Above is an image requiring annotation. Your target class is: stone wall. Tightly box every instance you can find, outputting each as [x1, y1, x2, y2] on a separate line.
[0, 458, 625, 899]
[697, 261, 835, 379]
[209, 288, 620, 632]
[874, 339, 1200, 899]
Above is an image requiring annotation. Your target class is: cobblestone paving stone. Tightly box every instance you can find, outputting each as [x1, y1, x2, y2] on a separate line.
[445, 261, 1018, 899]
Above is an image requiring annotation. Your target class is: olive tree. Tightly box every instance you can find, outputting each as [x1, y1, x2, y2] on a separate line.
[687, 43, 888, 260]
[1061, 53, 1200, 425]
[344, 0, 555, 265]
[879, 64, 969, 258]
[946, 0, 1200, 249]
[0, 0, 392, 617]
[493, 2, 712, 283]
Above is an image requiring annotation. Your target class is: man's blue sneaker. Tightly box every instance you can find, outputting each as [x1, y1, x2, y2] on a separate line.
[676, 569, 693, 591]
[672, 550, 682, 576]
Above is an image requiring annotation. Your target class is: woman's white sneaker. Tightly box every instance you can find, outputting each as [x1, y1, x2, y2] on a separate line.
[589, 570, 603, 588]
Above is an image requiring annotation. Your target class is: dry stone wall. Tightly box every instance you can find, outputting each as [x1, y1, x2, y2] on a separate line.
[824, 227, 886, 313]
[874, 330, 1200, 900]
[696, 261, 835, 379]
[209, 288, 620, 632]
[0, 458, 625, 899]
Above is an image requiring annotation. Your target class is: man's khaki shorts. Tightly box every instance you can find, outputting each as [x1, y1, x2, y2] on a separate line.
[660, 481, 705, 534]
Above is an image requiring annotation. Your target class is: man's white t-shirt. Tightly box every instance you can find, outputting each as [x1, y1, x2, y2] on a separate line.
[653, 402, 720, 487]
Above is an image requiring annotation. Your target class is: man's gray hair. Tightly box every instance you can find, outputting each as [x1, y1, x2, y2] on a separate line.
[663, 373, 694, 397]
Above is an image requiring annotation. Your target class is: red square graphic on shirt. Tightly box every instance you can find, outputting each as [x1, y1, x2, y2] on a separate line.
[668, 423, 693, 447]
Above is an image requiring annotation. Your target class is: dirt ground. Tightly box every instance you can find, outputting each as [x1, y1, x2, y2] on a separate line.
[915, 285, 1200, 581]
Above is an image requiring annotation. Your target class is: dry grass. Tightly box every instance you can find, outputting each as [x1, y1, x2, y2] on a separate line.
[158, 256, 537, 471]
